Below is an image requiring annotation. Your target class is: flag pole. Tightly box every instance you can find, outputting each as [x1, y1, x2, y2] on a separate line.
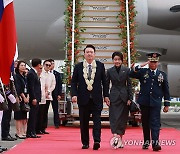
[126, 0, 131, 68]
[71, 0, 76, 75]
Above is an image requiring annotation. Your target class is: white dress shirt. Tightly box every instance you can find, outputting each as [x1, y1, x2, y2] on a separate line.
[40, 69, 56, 104]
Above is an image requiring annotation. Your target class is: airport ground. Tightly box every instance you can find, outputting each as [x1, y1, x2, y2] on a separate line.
[0, 107, 180, 152]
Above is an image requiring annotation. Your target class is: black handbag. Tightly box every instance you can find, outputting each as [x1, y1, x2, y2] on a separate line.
[12, 102, 20, 112]
[129, 101, 140, 113]
[21, 103, 30, 112]
[0, 101, 8, 111]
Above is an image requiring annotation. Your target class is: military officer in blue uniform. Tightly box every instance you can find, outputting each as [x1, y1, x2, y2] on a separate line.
[129, 53, 170, 151]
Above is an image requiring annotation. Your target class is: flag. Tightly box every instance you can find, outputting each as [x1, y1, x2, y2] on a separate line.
[0, 0, 18, 85]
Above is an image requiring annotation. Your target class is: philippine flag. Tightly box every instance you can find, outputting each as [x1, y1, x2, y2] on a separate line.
[0, 0, 18, 85]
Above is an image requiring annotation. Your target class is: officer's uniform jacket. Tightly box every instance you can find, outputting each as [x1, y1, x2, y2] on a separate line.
[129, 66, 170, 107]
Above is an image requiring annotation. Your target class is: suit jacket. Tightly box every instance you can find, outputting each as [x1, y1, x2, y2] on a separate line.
[14, 73, 29, 96]
[106, 65, 133, 103]
[27, 68, 41, 103]
[71, 61, 109, 110]
[129, 66, 170, 107]
[52, 70, 62, 99]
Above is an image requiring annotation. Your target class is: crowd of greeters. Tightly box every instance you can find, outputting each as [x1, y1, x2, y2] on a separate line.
[0, 58, 62, 153]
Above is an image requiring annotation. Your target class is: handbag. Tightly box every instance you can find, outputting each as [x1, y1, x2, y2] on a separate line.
[0, 101, 8, 111]
[129, 101, 140, 113]
[12, 102, 20, 112]
[21, 103, 30, 112]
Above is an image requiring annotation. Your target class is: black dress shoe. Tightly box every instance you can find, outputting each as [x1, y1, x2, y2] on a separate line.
[0, 148, 3, 153]
[93, 142, 100, 150]
[41, 130, 49, 134]
[36, 131, 44, 135]
[31, 134, 41, 138]
[26, 133, 41, 138]
[82, 145, 89, 149]
[0, 147, 7, 151]
[153, 145, 161, 151]
[142, 144, 149, 149]
[55, 125, 60, 129]
[26, 134, 32, 138]
[2, 135, 15, 141]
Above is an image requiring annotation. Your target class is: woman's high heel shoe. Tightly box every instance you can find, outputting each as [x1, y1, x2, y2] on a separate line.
[15, 134, 26, 139]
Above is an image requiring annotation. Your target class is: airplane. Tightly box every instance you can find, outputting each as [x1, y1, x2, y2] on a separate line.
[13, 0, 180, 97]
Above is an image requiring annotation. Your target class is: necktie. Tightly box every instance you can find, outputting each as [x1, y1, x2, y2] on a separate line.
[88, 65, 92, 80]
[152, 71, 155, 76]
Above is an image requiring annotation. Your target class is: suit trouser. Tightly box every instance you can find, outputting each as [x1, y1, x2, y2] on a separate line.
[51, 98, 60, 126]
[36, 104, 46, 132]
[1, 101, 12, 138]
[27, 103, 39, 135]
[140, 105, 161, 147]
[42, 100, 51, 131]
[79, 99, 101, 145]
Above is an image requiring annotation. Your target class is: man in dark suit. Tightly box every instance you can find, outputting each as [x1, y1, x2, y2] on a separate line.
[48, 59, 62, 128]
[1, 79, 18, 141]
[71, 44, 109, 150]
[26, 58, 42, 138]
[129, 53, 170, 151]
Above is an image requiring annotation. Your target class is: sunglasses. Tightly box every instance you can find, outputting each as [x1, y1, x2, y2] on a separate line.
[45, 64, 51, 67]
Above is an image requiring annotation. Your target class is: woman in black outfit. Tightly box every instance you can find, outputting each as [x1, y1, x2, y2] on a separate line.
[14, 61, 29, 139]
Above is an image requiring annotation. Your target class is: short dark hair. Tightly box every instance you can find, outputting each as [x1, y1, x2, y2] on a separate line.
[47, 59, 54, 63]
[31, 58, 42, 67]
[43, 59, 51, 65]
[15, 60, 26, 74]
[83, 44, 96, 53]
[112, 52, 123, 61]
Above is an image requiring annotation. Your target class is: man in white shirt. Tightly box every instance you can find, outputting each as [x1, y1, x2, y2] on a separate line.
[37, 60, 56, 134]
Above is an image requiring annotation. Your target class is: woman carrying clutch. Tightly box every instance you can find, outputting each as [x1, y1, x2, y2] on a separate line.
[106, 52, 133, 148]
[14, 61, 29, 139]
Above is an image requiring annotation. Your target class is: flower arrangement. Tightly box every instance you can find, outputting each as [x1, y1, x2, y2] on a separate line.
[64, 0, 85, 85]
[116, 0, 139, 90]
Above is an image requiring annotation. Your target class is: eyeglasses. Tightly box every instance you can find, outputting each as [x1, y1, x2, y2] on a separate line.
[45, 64, 51, 67]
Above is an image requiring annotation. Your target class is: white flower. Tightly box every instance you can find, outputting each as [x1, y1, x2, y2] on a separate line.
[83, 59, 97, 91]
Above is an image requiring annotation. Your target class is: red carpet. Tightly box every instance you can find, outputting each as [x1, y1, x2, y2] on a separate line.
[5, 126, 180, 154]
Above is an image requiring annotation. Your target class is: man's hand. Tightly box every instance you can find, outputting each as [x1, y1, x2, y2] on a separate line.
[163, 106, 169, 113]
[104, 97, 110, 106]
[72, 96, 77, 103]
[127, 100, 131, 106]
[140, 61, 149, 67]
[57, 95, 61, 101]
[32, 99, 37, 105]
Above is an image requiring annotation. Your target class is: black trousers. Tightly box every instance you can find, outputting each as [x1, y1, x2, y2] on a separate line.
[1, 100, 12, 138]
[140, 105, 161, 147]
[42, 100, 51, 131]
[27, 103, 39, 135]
[36, 104, 46, 132]
[79, 99, 101, 145]
[51, 98, 60, 127]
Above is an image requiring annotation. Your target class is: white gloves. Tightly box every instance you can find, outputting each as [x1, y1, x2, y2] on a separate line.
[7, 94, 16, 104]
[0, 94, 5, 103]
